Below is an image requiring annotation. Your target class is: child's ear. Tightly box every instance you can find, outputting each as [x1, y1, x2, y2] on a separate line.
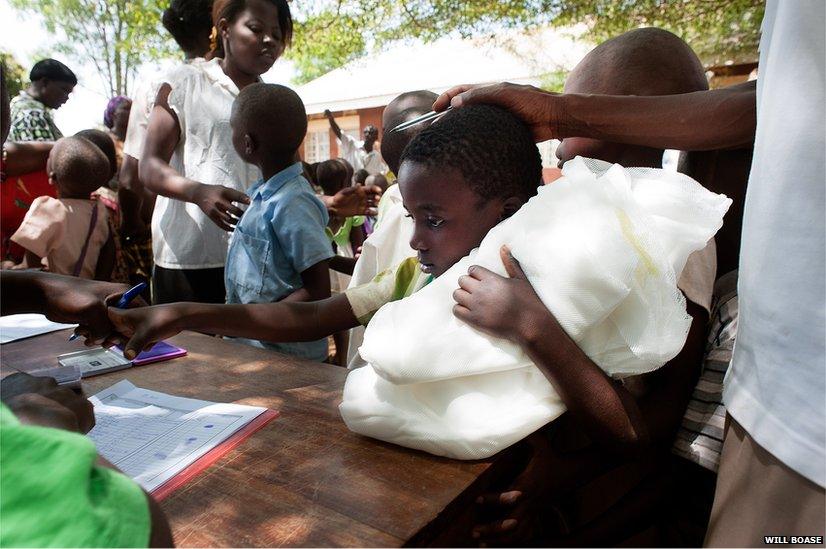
[244, 133, 256, 157]
[500, 196, 524, 220]
[47, 172, 57, 186]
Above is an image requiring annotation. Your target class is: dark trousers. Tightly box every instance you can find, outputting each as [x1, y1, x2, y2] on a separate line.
[152, 265, 225, 305]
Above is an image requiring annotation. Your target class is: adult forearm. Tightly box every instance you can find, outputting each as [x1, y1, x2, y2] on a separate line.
[3, 142, 54, 176]
[560, 81, 756, 151]
[0, 271, 47, 315]
[139, 156, 201, 202]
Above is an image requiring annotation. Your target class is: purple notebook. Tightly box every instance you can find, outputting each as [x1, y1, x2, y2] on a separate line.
[116, 341, 187, 366]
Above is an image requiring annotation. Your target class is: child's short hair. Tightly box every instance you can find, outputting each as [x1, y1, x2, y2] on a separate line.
[162, 0, 214, 55]
[352, 169, 369, 186]
[49, 136, 110, 197]
[231, 83, 306, 159]
[381, 90, 438, 174]
[400, 104, 542, 202]
[75, 129, 117, 180]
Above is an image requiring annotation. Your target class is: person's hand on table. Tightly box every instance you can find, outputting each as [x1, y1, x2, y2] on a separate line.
[1, 373, 95, 433]
[107, 303, 184, 359]
[328, 184, 382, 217]
[452, 245, 559, 346]
[472, 431, 560, 546]
[190, 182, 249, 231]
[36, 275, 147, 345]
[433, 82, 563, 142]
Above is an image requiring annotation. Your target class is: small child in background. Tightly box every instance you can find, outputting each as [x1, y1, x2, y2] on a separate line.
[362, 173, 388, 235]
[352, 169, 369, 186]
[76, 128, 131, 284]
[223, 83, 333, 362]
[316, 158, 365, 365]
[316, 159, 365, 281]
[9, 136, 114, 280]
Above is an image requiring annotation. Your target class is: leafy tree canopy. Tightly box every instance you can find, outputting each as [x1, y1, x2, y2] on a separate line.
[10, 0, 174, 97]
[0, 50, 28, 98]
[287, 0, 764, 84]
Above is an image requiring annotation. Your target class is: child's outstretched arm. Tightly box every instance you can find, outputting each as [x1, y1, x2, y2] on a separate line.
[108, 294, 360, 359]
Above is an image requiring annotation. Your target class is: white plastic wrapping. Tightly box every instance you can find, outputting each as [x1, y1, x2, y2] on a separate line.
[340, 157, 732, 459]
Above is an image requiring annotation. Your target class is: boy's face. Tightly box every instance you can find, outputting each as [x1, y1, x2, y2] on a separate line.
[399, 161, 507, 277]
[230, 109, 253, 163]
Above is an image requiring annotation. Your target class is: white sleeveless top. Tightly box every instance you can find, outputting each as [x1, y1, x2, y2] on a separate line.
[151, 58, 261, 269]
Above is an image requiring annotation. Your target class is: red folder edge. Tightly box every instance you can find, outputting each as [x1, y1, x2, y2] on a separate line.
[151, 409, 280, 501]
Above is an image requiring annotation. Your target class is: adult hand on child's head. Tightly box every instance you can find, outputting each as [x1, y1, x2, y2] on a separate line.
[452, 246, 560, 346]
[191, 183, 249, 232]
[107, 304, 183, 360]
[433, 82, 562, 143]
[1, 373, 95, 433]
[329, 184, 382, 217]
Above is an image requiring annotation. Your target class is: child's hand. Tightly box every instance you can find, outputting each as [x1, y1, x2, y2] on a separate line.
[453, 245, 559, 346]
[191, 183, 249, 231]
[1, 373, 96, 433]
[472, 431, 560, 546]
[107, 304, 183, 359]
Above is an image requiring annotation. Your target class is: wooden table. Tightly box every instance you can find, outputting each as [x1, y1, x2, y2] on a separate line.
[1, 330, 526, 547]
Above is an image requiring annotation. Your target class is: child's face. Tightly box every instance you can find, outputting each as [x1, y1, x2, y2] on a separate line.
[220, 0, 284, 76]
[399, 161, 507, 277]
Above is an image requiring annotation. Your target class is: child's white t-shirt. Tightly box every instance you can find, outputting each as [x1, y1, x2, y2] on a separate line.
[150, 58, 261, 270]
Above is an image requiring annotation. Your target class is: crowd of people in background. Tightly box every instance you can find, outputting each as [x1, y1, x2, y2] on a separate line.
[0, 0, 823, 546]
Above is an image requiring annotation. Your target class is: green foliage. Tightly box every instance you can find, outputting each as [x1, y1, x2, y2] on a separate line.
[9, 0, 176, 97]
[288, 0, 764, 83]
[0, 50, 27, 98]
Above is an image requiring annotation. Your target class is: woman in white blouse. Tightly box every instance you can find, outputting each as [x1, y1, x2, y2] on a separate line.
[139, 0, 292, 304]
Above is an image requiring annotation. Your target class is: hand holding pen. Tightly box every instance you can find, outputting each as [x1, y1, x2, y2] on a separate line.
[65, 280, 148, 344]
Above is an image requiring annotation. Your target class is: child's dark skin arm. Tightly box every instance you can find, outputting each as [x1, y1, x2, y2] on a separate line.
[140, 84, 249, 231]
[108, 293, 360, 359]
[455, 246, 707, 543]
[328, 222, 365, 276]
[329, 256, 356, 275]
[280, 259, 331, 303]
[94, 232, 116, 282]
[454, 246, 650, 455]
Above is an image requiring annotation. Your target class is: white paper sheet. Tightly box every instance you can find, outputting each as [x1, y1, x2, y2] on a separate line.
[0, 314, 77, 344]
[88, 380, 266, 492]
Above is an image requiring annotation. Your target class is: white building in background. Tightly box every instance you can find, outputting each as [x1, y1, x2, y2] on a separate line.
[296, 26, 593, 181]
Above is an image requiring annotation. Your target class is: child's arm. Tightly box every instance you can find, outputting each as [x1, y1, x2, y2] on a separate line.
[280, 259, 331, 303]
[329, 256, 356, 275]
[108, 293, 360, 359]
[140, 84, 249, 231]
[94, 232, 116, 281]
[453, 247, 656, 456]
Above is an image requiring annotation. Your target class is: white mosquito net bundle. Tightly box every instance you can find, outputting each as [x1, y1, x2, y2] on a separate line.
[340, 157, 732, 459]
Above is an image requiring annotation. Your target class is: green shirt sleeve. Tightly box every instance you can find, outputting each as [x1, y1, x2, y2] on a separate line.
[344, 256, 432, 325]
[0, 404, 151, 548]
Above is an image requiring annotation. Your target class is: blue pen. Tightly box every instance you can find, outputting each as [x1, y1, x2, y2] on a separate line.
[68, 282, 148, 341]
